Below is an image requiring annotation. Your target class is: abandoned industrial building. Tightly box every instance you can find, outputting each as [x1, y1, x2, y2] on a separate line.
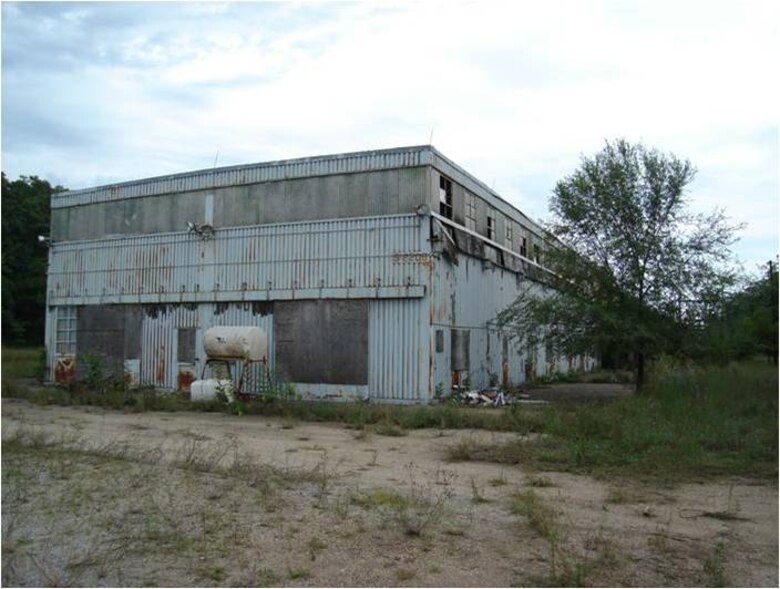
[45, 145, 595, 403]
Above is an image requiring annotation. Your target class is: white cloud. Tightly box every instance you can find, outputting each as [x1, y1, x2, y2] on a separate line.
[2, 0, 777, 268]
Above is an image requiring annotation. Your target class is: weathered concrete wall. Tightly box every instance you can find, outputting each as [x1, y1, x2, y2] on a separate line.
[51, 168, 429, 241]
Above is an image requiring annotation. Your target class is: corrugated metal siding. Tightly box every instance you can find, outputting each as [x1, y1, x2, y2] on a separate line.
[430, 325, 450, 398]
[138, 302, 273, 390]
[59, 298, 430, 399]
[369, 298, 429, 403]
[48, 215, 430, 306]
[141, 306, 178, 388]
[53, 146, 432, 208]
[430, 253, 534, 388]
[431, 251, 596, 387]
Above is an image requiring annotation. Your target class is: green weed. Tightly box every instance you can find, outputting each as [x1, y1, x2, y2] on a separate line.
[470, 478, 490, 504]
[445, 363, 778, 480]
[287, 567, 311, 580]
[703, 540, 728, 587]
[5, 360, 775, 481]
[510, 490, 559, 542]
[527, 475, 555, 488]
[488, 473, 508, 487]
[351, 488, 409, 510]
[373, 422, 408, 437]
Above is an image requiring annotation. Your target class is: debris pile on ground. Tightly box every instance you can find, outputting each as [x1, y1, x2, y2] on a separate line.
[447, 387, 548, 407]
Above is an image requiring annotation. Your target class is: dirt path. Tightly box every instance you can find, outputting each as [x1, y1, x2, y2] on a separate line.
[2, 399, 777, 587]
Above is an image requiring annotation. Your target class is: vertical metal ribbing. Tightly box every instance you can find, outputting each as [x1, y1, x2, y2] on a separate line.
[369, 298, 426, 403]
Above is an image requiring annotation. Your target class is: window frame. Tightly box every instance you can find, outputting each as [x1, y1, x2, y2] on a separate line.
[439, 175, 453, 219]
[464, 193, 477, 231]
[56, 306, 77, 355]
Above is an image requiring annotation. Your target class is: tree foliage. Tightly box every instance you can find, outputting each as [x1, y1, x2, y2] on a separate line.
[1, 173, 62, 345]
[697, 261, 778, 364]
[499, 139, 740, 388]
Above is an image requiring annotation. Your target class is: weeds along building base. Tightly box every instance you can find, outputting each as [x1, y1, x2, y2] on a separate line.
[45, 145, 595, 403]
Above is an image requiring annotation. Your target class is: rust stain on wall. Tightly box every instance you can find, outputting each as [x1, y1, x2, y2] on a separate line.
[54, 356, 76, 385]
[177, 369, 195, 392]
[156, 345, 166, 385]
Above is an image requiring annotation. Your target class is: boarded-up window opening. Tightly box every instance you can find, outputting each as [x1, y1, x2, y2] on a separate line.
[275, 300, 368, 385]
[177, 328, 196, 362]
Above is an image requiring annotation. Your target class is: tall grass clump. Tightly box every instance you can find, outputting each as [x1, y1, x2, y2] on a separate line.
[462, 361, 778, 479]
[1, 347, 46, 380]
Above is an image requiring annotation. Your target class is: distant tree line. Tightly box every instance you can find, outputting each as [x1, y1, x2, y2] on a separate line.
[696, 260, 778, 364]
[2, 173, 64, 346]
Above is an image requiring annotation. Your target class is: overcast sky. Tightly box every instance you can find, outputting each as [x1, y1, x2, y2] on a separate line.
[2, 0, 777, 272]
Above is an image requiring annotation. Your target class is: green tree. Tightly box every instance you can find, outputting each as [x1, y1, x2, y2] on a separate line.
[698, 260, 778, 364]
[1, 173, 63, 345]
[499, 139, 739, 390]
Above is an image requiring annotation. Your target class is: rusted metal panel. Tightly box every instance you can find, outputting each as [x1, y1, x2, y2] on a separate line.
[54, 356, 76, 385]
[53, 146, 431, 208]
[48, 215, 428, 306]
[141, 307, 174, 388]
[138, 303, 198, 389]
[430, 250, 536, 389]
[177, 363, 196, 392]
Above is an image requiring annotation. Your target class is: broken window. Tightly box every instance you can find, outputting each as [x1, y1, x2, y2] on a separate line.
[465, 193, 477, 231]
[56, 306, 77, 355]
[533, 244, 541, 263]
[505, 222, 513, 250]
[435, 330, 444, 353]
[487, 214, 496, 241]
[520, 236, 528, 258]
[439, 176, 453, 219]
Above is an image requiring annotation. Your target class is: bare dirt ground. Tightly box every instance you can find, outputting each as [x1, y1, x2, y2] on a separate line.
[2, 399, 777, 587]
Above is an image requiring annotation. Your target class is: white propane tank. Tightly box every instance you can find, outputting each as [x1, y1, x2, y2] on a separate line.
[190, 379, 235, 402]
[203, 326, 267, 361]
